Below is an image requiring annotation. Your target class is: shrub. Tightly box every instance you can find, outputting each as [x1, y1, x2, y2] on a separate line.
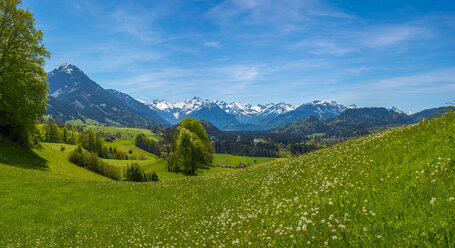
[124, 162, 158, 182]
[68, 146, 121, 180]
[124, 162, 147, 182]
[146, 170, 159, 182]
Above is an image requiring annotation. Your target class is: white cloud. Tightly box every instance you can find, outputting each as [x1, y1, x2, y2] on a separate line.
[361, 25, 432, 48]
[368, 67, 455, 90]
[294, 39, 353, 55]
[108, 64, 262, 97]
[204, 41, 221, 48]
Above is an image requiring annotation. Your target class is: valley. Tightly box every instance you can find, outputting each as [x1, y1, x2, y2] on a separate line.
[1, 1, 454, 247]
[1, 109, 453, 246]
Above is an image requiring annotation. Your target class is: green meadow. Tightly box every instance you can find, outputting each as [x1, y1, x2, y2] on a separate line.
[0, 113, 454, 246]
[85, 125, 159, 141]
[212, 153, 278, 167]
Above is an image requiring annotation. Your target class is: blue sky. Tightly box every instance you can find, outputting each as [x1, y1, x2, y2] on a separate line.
[23, 0, 455, 112]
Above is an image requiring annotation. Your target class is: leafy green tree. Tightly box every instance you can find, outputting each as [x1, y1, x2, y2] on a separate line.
[0, 0, 50, 146]
[168, 118, 213, 174]
[175, 118, 213, 163]
[61, 126, 69, 144]
[134, 133, 160, 155]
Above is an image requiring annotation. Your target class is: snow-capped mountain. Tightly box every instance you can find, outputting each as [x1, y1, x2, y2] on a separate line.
[46, 63, 168, 127]
[140, 97, 350, 130]
[141, 97, 297, 125]
[217, 101, 296, 123]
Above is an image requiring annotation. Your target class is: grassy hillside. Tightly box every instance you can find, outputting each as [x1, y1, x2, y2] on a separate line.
[0, 112, 454, 246]
[213, 153, 277, 167]
[0, 143, 111, 182]
[85, 125, 159, 141]
[103, 158, 233, 181]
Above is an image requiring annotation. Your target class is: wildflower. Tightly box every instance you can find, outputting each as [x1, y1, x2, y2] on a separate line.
[377, 235, 382, 239]
[450, 197, 454, 201]
[324, 241, 329, 245]
[332, 235, 337, 240]
[430, 197, 436, 204]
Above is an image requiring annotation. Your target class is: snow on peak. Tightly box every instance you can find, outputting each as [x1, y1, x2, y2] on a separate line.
[57, 63, 75, 74]
[388, 106, 406, 114]
[140, 97, 300, 121]
[139, 97, 351, 122]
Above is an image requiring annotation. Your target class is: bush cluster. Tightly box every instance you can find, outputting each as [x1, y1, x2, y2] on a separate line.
[68, 146, 121, 180]
[124, 162, 159, 182]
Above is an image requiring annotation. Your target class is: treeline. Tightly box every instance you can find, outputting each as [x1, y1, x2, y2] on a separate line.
[271, 108, 415, 138]
[69, 145, 121, 180]
[289, 143, 318, 155]
[134, 134, 160, 156]
[69, 145, 159, 182]
[40, 120, 129, 160]
[214, 141, 279, 157]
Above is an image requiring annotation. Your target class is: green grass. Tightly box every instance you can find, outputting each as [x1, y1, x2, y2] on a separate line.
[107, 139, 158, 160]
[66, 118, 104, 126]
[103, 158, 234, 181]
[213, 153, 277, 167]
[85, 125, 159, 141]
[0, 143, 110, 181]
[0, 113, 454, 246]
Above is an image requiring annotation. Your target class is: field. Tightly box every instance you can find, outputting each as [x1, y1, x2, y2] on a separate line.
[84, 125, 159, 141]
[212, 153, 278, 167]
[0, 113, 454, 246]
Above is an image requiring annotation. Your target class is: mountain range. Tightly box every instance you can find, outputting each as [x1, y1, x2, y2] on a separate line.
[46, 63, 167, 127]
[45, 63, 448, 132]
[141, 98, 352, 130]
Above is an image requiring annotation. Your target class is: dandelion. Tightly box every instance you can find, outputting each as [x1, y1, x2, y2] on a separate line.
[324, 241, 329, 245]
[332, 235, 337, 240]
[377, 235, 382, 239]
[450, 197, 454, 201]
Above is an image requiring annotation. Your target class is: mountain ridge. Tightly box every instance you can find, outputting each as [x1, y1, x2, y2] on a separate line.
[46, 64, 168, 127]
[45, 63, 448, 131]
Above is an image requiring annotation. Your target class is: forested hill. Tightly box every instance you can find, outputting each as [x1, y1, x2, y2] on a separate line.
[46, 63, 168, 127]
[271, 107, 415, 137]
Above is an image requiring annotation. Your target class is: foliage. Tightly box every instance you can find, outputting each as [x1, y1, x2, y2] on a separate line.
[68, 146, 121, 180]
[0, 0, 50, 146]
[134, 133, 160, 156]
[272, 107, 415, 138]
[289, 142, 318, 155]
[167, 118, 213, 174]
[213, 140, 279, 157]
[124, 162, 158, 182]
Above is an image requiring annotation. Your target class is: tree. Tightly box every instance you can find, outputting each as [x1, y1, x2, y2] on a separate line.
[167, 118, 213, 174]
[134, 133, 160, 156]
[176, 118, 213, 163]
[0, 0, 50, 146]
